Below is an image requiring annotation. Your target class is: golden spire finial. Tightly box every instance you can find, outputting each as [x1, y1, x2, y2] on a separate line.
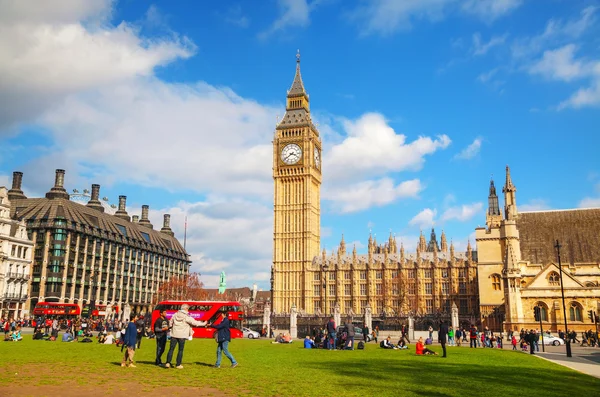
[296, 49, 300, 63]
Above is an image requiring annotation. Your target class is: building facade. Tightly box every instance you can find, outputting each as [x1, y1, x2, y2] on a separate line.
[0, 186, 33, 319]
[272, 54, 479, 317]
[7, 169, 191, 316]
[476, 166, 600, 332]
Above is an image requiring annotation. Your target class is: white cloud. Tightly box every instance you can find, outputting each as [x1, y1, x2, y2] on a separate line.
[579, 196, 600, 208]
[0, 0, 195, 130]
[324, 178, 422, 213]
[472, 33, 507, 55]
[454, 137, 482, 160]
[519, 199, 551, 212]
[559, 80, 600, 110]
[258, 0, 312, 39]
[441, 202, 483, 222]
[224, 5, 250, 28]
[348, 0, 522, 36]
[409, 208, 437, 229]
[462, 0, 522, 21]
[529, 44, 588, 82]
[326, 113, 451, 181]
[477, 68, 500, 83]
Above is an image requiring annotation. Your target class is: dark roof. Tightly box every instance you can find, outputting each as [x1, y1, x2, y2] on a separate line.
[10, 197, 188, 259]
[517, 208, 600, 264]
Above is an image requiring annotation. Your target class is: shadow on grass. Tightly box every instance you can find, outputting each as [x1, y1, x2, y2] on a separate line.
[309, 352, 600, 397]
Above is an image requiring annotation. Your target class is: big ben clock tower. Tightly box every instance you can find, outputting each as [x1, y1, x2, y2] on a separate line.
[272, 51, 321, 314]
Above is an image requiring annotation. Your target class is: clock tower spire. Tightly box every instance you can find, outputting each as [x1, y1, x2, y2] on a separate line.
[272, 51, 322, 314]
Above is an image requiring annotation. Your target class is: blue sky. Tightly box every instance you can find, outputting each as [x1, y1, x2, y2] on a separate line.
[1, 0, 599, 290]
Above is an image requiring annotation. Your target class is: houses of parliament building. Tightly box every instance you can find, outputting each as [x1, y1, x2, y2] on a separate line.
[271, 53, 479, 318]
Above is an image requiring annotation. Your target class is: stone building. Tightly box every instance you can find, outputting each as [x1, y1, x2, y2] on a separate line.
[271, 53, 479, 317]
[0, 186, 33, 319]
[476, 166, 600, 332]
[6, 169, 190, 316]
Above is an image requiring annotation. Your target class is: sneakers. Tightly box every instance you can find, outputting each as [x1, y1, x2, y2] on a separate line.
[129, 364, 137, 368]
[176, 365, 184, 369]
[121, 363, 126, 367]
[213, 365, 220, 368]
[164, 363, 171, 368]
[231, 363, 238, 369]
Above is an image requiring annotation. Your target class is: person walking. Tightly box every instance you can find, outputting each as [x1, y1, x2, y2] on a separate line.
[345, 320, 355, 350]
[135, 315, 145, 349]
[326, 316, 336, 350]
[362, 323, 370, 343]
[121, 314, 138, 368]
[439, 321, 448, 358]
[428, 325, 433, 340]
[210, 311, 238, 368]
[469, 325, 477, 348]
[153, 310, 169, 366]
[165, 304, 206, 369]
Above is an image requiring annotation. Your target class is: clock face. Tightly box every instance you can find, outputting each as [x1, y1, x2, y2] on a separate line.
[281, 143, 302, 165]
[314, 147, 320, 169]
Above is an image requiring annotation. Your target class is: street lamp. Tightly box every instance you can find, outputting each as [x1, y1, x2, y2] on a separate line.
[555, 240, 572, 358]
[322, 263, 329, 316]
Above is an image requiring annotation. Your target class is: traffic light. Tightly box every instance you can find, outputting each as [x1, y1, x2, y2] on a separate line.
[534, 306, 540, 322]
[589, 310, 594, 322]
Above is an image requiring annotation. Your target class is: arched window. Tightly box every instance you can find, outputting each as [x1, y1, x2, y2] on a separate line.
[491, 274, 502, 290]
[535, 302, 549, 321]
[585, 281, 597, 287]
[569, 302, 583, 321]
[548, 272, 560, 286]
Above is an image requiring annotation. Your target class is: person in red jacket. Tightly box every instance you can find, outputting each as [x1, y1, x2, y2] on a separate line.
[416, 337, 437, 355]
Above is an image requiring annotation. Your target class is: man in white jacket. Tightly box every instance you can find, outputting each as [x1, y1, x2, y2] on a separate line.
[164, 304, 206, 369]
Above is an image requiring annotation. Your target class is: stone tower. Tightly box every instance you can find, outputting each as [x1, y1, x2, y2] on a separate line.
[272, 51, 322, 313]
[486, 178, 502, 228]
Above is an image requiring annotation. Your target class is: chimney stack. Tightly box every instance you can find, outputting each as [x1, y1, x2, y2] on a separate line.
[45, 169, 70, 200]
[7, 171, 27, 201]
[114, 195, 131, 222]
[160, 214, 174, 236]
[86, 184, 104, 213]
[138, 204, 153, 229]
[132, 215, 139, 223]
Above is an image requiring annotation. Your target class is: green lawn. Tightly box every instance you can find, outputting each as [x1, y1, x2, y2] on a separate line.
[1, 338, 599, 396]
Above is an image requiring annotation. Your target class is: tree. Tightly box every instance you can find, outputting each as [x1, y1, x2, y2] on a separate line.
[155, 272, 207, 302]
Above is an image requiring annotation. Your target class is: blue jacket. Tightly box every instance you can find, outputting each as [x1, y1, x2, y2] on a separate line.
[123, 321, 138, 347]
[213, 317, 231, 343]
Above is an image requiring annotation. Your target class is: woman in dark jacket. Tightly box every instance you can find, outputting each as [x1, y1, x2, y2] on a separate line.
[210, 311, 238, 368]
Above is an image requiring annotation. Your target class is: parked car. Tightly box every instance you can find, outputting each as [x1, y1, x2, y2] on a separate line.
[336, 326, 373, 342]
[540, 334, 564, 346]
[242, 327, 260, 339]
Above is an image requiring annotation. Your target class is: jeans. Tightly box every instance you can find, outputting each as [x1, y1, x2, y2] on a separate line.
[166, 337, 186, 366]
[155, 334, 167, 365]
[534, 341, 539, 352]
[328, 332, 336, 350]
[470, 338, 477, 348]
[216, 341, 236, 366]
[346, 336, 354, 350]
[448, 336, 454, 346]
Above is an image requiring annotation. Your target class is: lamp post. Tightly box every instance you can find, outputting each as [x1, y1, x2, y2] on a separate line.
[555, 240, 572, 358]
[322, 263, 329, 316]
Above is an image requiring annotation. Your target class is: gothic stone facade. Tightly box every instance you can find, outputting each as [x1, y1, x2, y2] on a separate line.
[6, 169, 190, 316]
[272, 54, 479, 316]
[476, 166, 600, 332]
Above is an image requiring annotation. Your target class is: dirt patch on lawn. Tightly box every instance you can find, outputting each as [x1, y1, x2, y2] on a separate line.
[2, 381, 235, 397]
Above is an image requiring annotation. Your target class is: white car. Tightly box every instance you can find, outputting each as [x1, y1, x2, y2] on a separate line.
[242, 327, 260, 339]
[540, 334, 565, 346]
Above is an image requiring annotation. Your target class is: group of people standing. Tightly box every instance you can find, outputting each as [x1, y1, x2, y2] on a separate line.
[121, 304, 238, 369]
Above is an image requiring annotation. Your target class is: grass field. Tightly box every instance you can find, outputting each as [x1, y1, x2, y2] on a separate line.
[1, 337, 599, 396]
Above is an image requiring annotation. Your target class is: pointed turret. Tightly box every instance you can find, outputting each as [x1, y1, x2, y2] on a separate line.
[488, 179, 501, 216]
[467, 240, 473, 262]
[503, 165, 518, 220]
[400, 241, 405, 262]
[505, 241, 518, 269]
[368, 233, 374, 254]
[339, 234, 346, 255]
[440, 230, 448, 253]
[352, 244, 357, 260]
[449, 240, 455, 258]
[427, 228, 440, 252]
[276, 50, 312, 130]
[418, 230, 427, 253]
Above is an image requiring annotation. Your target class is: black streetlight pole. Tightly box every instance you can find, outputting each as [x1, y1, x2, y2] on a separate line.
[555, 240, 572, 358]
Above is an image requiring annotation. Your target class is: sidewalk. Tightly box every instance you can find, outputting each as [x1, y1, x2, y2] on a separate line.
[535, 351, 600, 379]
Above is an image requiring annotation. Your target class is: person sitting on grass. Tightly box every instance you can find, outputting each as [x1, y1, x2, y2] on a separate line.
[11, 327, 23, 342]
[272, 333, 284, 343]
[33, 328, 45, 340]
[381, 336, 396, 349]
[396, 339, 408, 350]
[415, 337, 437, 355]
[304, 335, 315, 349]
[282, 333, 293, 343]
[62, 330, 74, 342]
[104, 333, 115, 344]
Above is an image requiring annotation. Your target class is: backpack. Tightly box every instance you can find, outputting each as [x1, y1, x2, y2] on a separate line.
[357, 341, 365, 350]
[425, 338, 432, 345]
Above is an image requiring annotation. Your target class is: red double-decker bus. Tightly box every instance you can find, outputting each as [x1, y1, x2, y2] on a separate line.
[33, 302, 81, 317]
[151, 301, 243, 339]
[88, 304, 120, 318]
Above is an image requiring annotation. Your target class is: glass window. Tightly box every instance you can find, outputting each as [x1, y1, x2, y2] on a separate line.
[375, 271, 382, 279]
[424, 269, 432, 278]
[548, 272, 560, 286]
[375, 284, 382, 294]
[441, 269, 448, 278]
[344, 271, 351, 280]
[140, 232, 151, 243]
[425, 283, 432, 294]
[360, 284, 366, 295]
[492, 274, 502, 290]
[441, 282, 449, 295]
[360, 271, 366, 280]
[344, 284, 351, 295]
[426, 299, 433, 313]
